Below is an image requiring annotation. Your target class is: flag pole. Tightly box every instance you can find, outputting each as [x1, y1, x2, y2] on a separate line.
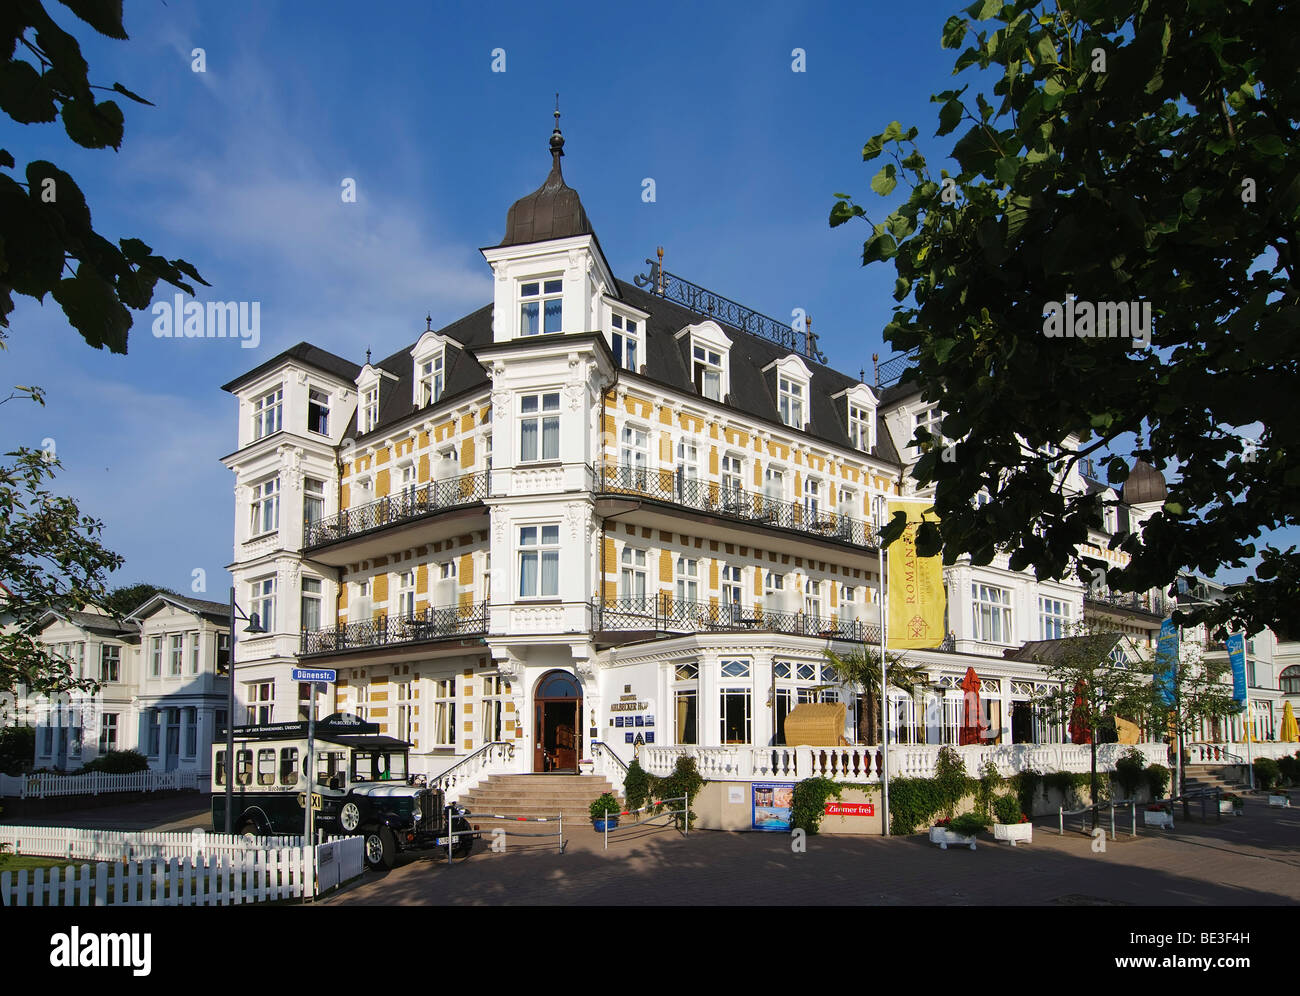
[876, 495, 890, 838]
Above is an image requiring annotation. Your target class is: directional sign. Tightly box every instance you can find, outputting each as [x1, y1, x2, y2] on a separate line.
[292, 668, 336, 683]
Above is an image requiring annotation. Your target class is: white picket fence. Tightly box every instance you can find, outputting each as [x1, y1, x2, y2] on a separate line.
[0, 825, 303, 863]
[0, 769, 206, 799]
[0, 834, 364, 906]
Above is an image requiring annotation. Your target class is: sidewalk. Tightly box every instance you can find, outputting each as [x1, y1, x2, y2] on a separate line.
[321, 803, 1300, 906]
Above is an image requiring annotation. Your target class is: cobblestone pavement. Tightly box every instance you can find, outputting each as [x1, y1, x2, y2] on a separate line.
[320, 804, 1300, 906]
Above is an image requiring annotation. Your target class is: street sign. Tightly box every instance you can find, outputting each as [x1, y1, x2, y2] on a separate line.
[292, 668, 336, 683]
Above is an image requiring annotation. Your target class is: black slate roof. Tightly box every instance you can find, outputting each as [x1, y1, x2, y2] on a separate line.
[352, 280, 900, 468]
[222, 342, 362, 394]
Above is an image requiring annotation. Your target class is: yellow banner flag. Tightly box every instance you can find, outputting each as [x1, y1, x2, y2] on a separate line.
[886, 499, 947, 649]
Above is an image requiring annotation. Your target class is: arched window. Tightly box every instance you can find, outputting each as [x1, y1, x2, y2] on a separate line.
[1280, 665, 1300, 696]
[536, 670, 581, 699]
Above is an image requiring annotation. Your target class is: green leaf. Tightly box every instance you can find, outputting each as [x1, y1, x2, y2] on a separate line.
[937, 98, 964, 137]
[56, 0, 128, 40]
[829, 200, 863, 227]
[1251, 134, 1286, 156]
[50, 267, 132, 353]
[942, 15, 968, 49]
[61, 98, 125, 150]
[0, 60, 58, 124]
[870, 164, 898, 196]
[862, 134, 886, 161]
[111, 81, 153, 106]
[994, 156, 1020, 185]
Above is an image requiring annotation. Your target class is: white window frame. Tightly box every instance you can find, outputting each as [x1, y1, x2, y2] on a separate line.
[520, 277, 563, 336]
[848, 403, 873, 451]
[418, 352, 445, 407]
[972, 583, 1013, 644]
[429, 677, 456, 747]
[913, 405, 942, 458]
[610, 314, 641, 371]
[250, 476, 280, 536]
[189, 631, 201, 675]
[361, 384, 380, 433]
[252, 387, 283, 440]
[675, 556, 699, 604]
[778, 376, 806, 429]
[620, 547, 648, 600]
[691, 342, 725, 401]
[518, 524, 560, 599]
[252, 576, 276, 632]
[301, 577, 323, 633]
[396, 569, 416, 619]
[518, 391, 561, 462]
[150, 636, 162, 678]
[1039, 596, 1072, 640]
[307, 388, 330, 436]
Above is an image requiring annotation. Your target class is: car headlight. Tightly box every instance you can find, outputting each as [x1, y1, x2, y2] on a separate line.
[412, 805, 422, 822]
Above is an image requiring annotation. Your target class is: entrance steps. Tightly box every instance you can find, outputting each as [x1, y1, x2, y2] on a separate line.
[457, 774, 623, 824]
[1183, 764, 1250, 794]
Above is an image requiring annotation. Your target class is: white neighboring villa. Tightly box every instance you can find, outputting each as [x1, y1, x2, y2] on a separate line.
[9, 595, 231, 776]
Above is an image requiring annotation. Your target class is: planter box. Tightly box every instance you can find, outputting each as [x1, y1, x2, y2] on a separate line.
[993, 822, 1033, 846]
[1219, 800, 1243, 816]
[1144, 810, 1174, 829]
[1269, 794, 1290, 809]
[929, 826, 977, 851]
[592, 817, 620, 832]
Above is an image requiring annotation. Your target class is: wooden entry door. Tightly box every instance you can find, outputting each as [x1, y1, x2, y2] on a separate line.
[533, 670, 583, 772]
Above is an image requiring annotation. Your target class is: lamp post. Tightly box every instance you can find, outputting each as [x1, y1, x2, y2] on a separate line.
[224, 585, 266, 835]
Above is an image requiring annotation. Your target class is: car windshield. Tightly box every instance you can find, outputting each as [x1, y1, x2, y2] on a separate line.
[315, 749, 347, 788]
[351, 749, 408, 782]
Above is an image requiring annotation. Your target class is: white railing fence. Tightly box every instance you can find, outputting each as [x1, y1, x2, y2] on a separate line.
[0, 833, 364, 906]
[642, 742, 1169, 783]
[1, 769, 206, 799]
[1187, 742, 1298, 764]
[589, 741, 629, 796]
[0, 825, 302, 863]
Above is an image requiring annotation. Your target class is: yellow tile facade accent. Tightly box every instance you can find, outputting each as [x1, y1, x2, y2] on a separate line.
[418, 453, 429, 483]
[460, 437, 475, 469]
[416, 564, 428, 595]
[375, 468, 390, 497]
[659, 550, 673, 583]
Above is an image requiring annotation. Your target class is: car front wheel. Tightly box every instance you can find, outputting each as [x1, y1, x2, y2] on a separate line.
[339, 801, 362, 832]
[363, 826, 397, 870]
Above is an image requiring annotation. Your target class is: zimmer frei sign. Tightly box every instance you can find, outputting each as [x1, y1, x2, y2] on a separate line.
[886, 499, 947, 650]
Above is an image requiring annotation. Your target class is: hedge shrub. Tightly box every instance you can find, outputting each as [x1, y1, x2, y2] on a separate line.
[790, 777, 843, 834]
[1113, 747, 1146, 798]
[79, 749, 149, 774]
[1144, 763, 1171, 799]
[1253, 757, 1281, 792]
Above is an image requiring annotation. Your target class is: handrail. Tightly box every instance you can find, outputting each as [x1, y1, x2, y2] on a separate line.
[594, 461, 877, 549]
[589, 741, 630, 777]
[304, 470, 490, 548]
[429, 741, 515, 793]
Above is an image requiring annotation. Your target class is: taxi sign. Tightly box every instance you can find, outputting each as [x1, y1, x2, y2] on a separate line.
[297, 792, 324, 812]
[292, 668, 336, 683]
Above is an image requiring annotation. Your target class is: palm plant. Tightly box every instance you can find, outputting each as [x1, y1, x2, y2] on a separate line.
[823, 647, 928, 744]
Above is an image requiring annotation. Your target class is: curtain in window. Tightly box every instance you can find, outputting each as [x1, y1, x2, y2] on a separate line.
[544, 298, 562, 332]
[541, 549, 559, 596]
[542, 417, 559, 459]
[519, 551, 538, 596]
[520, 420, 538, 461]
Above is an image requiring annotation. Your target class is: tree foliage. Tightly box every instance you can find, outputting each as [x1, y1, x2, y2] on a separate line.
[831, 0, 1299, 637]
[0, 445, 123, 695]
[1, 0, 207, 353]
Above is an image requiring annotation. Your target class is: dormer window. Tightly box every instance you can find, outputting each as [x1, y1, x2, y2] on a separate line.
[521, 278, 563, 336]
[913, 405, 942, 457]
[418, 353, 444, 407]
[611, 315, 640, 371]
[778, 377, 805, 429]
[308, 388, 330, 435]
[848, 403, 872, 451]
[693, 345, 723, 400]
[252, 387, 282, 440]
[361, 385, 380, 433]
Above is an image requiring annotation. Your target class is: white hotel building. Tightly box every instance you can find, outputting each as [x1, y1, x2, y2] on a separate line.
[219, 123, 1281, 818]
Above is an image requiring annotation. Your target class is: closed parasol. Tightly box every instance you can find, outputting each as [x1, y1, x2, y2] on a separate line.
[1281, 701, 1298, 743]
[959, 667, 982, 745]
[1069, 680, 1091, 745]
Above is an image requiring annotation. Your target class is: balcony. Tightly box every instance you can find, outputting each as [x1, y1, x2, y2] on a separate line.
[1083, 589, 1171, 620]
[594, 462, 877, 551]
[591, 593, 881, 646]
[303, 471, 490, 561]
[300, 601, 488, 658]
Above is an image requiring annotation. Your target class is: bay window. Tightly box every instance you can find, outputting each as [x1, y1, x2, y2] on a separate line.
[520, 278, 563, 335]
[518, 524, 560, 598]
[252, 387, 282, 439]
[972, 583, 1013, 644]
[519, 392, 561, 462]
[250, 476, 280, 535]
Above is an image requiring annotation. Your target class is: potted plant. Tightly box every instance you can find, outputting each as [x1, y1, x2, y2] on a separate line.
[1220, 792, 1244, 816]
[991, 793, 1033, 846]
[929, 812, 986, 851]
[1144, 802, 1174, 829]
[590, 792, 622, 831]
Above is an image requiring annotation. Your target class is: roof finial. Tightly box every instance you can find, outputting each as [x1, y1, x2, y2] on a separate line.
[550, 93, 564, 169]
[425, 314, 433, 333]
[365, 346, 372, 365]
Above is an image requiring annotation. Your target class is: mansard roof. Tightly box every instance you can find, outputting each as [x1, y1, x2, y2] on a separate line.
[221, 341, 361, 394]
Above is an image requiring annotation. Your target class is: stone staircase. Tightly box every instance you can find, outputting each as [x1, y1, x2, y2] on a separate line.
[1183, 764, 1250, 795]
[457, 774, 622, 825]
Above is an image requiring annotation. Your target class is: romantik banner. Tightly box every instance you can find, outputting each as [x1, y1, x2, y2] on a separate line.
[886, 499, 947, 649]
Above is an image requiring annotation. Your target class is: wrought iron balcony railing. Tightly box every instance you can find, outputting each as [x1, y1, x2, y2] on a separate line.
[591, 594, 882, 644]
[1083, 589, 1172, 619]
[303, 471, 489, 549]
[300, 601, 488, 656]
[594, 463, 877, 548]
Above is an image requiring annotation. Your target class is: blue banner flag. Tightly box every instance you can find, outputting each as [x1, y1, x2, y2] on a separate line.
[1226, 633, 1247, 703]
[1155, 619, 1179, 706]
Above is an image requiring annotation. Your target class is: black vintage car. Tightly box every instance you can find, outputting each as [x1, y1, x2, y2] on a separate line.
[212, 716, 477, 869]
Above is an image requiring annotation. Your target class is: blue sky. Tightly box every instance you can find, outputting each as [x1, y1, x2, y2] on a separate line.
[0, 0, 1280, 595]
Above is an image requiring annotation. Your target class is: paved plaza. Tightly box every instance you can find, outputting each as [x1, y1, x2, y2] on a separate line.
[319, 803, 1300, 907]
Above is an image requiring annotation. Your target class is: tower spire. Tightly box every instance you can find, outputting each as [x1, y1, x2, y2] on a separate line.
[550, 92, 564, 171]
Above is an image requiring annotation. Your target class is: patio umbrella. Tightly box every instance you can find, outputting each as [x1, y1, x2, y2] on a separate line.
[1069, 680, 1091, 745]
[959, 667, 982, 745]
[1282, 702, 1299, 743]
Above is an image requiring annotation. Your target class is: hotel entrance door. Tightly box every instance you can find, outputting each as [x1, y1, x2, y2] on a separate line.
[533, 670, 582, 772]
